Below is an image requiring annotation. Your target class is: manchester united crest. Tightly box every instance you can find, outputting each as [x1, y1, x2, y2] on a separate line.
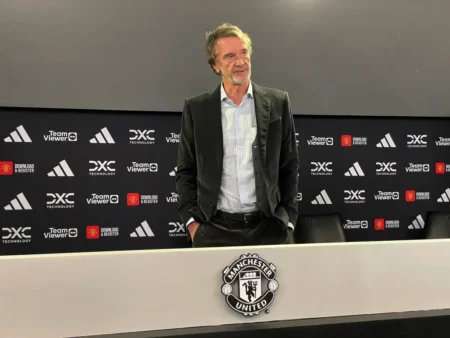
[221, 253, 278, 316]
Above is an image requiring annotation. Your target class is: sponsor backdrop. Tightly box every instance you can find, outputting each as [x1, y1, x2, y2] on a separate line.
[1, 108, 450, 255]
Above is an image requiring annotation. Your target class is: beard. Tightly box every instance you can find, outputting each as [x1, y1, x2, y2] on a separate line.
[229, 67, 251, 85]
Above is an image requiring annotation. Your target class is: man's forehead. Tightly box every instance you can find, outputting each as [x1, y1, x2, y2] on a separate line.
[216, 37, 247, 52]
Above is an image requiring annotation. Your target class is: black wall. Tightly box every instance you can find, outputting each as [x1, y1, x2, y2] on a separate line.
[1, 108, 449, 255]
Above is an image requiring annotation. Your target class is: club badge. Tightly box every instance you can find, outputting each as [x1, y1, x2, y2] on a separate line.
[221, 253, 278, 316]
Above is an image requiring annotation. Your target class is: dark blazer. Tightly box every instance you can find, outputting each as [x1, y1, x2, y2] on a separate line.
[176, 82, 299, 228]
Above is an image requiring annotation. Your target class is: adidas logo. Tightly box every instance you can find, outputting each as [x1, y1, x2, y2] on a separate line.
[344, 162, 365, 176]
[437, 188, 450, 202]
[130, 220, 155, 237]
[4, 125, 32, 143]
[47, 160, 74, 177]
[4, 192, 32, 210]
[311, 189, 332, 205]
[89, 127, 115, 144]
[376, 133, 396, 148]
[169, 167, 177, 176]
[408, 214, 425, 230]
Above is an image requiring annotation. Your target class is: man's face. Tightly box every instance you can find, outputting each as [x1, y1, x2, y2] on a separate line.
[213, 36, 251, 85]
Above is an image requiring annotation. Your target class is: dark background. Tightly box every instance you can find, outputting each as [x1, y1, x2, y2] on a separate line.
[1, 107, 449, 255]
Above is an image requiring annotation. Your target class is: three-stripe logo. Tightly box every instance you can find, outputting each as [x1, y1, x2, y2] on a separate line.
[344, 162, 365, 176]
[90, 127, 115, 144]
[437, 188, 450, 202]
[376, 133, 396, 148]
[4, 193, 32, 210]
[169, 167, 177, 176]
[130, 220, 155, 237]
[4, 125, 32, 143]
[47, 160, 74, 177]
[311, 189, 332, 205]
[408, 214, 425, 230]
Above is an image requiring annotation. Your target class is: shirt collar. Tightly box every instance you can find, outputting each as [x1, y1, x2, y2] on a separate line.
[220, 81, 253, 101]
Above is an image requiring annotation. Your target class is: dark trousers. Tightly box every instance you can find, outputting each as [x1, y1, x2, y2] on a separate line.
[191, 212, 295, 248]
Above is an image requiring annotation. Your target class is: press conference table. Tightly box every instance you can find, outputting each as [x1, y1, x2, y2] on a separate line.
[2, 239, 450, 338]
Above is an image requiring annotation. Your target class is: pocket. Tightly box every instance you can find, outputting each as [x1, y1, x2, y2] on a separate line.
[192, 223, 202, 240]
[195, 221, 209, 238]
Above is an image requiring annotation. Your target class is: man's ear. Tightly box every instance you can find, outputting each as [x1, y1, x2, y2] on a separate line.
[212, 65, 220, 75]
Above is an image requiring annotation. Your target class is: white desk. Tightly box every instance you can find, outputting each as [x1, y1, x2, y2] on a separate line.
[1, 239, 450, 338]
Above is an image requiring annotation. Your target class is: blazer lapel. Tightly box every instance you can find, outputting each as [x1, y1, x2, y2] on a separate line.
[202, 85, 224, 184]
[253, 83, 271, 168]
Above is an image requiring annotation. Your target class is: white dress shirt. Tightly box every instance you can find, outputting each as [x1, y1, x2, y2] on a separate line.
[187, 82, 294, 230]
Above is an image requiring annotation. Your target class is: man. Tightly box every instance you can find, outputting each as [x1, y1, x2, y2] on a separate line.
[176, 23, 299, 247]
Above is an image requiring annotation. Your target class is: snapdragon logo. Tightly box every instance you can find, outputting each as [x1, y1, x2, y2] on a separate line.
[44, 131, 77, 142]
[307, 136, 333, 146]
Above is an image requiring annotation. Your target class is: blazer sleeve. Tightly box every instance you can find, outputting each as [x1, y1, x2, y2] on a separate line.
[278, 92, 299, 227]
[175, 100, 201, 225]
